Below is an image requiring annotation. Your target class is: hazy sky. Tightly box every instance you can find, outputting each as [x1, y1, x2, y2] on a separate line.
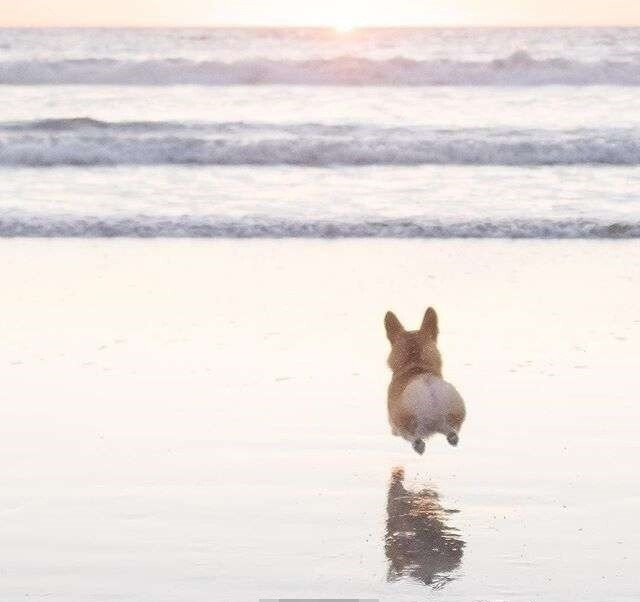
[1, 0, 640, 27]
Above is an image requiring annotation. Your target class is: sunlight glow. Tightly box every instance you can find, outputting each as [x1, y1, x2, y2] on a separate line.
[3, 0, 640, 27]
[333, 17, 358, 33]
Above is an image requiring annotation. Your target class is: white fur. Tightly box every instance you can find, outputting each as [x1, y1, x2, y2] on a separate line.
[395, 373, 465, 441]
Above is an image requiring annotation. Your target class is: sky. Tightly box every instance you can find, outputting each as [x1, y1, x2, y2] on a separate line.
[1, 0, 640, 27]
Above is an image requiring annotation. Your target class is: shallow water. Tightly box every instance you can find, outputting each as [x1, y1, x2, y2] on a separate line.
[1, 239, 638, 601]
[2, 28, 640, 239]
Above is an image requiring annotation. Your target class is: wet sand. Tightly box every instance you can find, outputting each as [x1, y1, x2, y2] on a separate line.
[1, 239, 638, 601]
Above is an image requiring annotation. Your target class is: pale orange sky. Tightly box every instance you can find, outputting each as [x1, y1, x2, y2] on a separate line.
[1, 0, 640, 27]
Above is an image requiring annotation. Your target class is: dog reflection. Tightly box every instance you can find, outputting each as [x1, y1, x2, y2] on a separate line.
[385, 467, 465, 589]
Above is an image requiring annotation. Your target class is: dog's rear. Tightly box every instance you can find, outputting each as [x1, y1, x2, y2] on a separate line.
[385, 308, 466, 454]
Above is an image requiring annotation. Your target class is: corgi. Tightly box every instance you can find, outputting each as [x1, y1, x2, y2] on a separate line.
[384, 308, 466, 455]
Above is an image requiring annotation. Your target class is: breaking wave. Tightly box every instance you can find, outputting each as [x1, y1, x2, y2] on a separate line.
[3, 119, 640, 166]
[0, 215, 638, 238]
[3, 51, 640, 86]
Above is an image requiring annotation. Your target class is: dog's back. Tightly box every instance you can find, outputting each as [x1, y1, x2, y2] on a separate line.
[384, 308, 466, 454]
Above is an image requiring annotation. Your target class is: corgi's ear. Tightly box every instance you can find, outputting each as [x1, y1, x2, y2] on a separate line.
[384, 311, 405, 344]
[420, 307, 439, 340]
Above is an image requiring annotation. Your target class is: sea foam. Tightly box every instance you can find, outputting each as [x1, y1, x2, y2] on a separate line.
[1, 215, 638, 238]
[2, 120, 640, 166]
[3, 51, 640, 86]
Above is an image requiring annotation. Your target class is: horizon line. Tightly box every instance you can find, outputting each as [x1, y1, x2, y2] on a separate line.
[3, 23, 640, 29]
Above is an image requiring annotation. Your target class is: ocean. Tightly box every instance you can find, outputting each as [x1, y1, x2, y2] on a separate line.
[2, 26, 640, 237]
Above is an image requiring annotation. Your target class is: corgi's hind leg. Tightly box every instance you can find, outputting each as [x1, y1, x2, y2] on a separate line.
[412, 439, 425, 455]
[446, 409, 464, 446]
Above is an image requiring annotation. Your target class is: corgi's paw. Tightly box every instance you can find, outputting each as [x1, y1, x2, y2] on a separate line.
[412, 439, 425, 455]
[446, 431, 459, 446]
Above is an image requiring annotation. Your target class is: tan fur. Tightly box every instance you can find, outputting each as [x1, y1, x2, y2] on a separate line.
[384, 307, 466, 452]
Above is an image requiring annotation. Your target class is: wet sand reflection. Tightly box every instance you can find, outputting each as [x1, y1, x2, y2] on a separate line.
[385, 467, 465, 589]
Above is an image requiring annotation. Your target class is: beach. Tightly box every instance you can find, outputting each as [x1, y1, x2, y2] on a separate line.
[1, 238, 638, 601]
[2, 25, 640, 601]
